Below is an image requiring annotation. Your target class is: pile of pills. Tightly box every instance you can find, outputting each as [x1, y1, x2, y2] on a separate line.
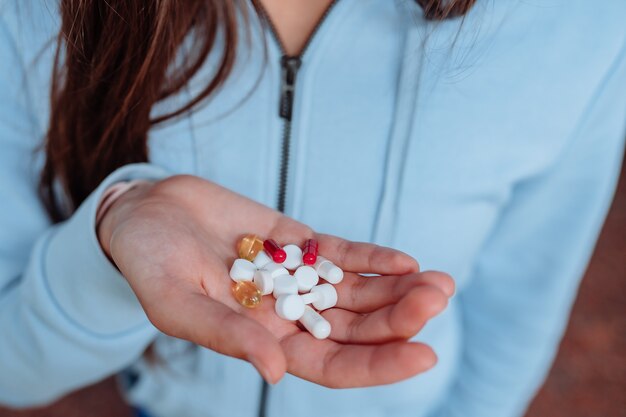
[229, 234, 344, 340]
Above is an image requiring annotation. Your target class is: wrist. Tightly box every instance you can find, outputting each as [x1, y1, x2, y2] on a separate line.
[97, 181, 154, 259]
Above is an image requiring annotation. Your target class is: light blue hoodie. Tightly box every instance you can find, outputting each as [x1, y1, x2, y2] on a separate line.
[1, 1, 625, 417]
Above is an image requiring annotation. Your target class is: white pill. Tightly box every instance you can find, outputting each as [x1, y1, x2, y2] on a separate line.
[282, 244, 304, 270]
[314, 256, 344, 284]
[294, 265, 319, 292]
[299, 306, 331, 339]
[253, 251, 272, 269]
[229, 258, 256, 282]
[275, 294, 305, 321]
[300, 283, 338, 311]
[253, 269, 274, 295]
[263, 262, 289, 279]
[272, 275, 298, 298]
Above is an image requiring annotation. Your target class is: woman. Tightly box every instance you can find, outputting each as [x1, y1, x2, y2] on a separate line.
[0, 1, 624, 416]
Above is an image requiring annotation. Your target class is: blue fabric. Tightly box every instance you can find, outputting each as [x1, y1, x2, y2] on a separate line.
[1, 1, 625, 417]
[134, 407, 152, 417]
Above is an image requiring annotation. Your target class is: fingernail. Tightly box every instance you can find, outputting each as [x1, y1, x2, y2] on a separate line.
[441, 285, 455, 298]
[250, 357, 277, 385]
[447, 282, 456, 298]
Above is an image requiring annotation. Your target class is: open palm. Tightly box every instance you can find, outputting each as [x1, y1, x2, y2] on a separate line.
[101, 175, 454, 387]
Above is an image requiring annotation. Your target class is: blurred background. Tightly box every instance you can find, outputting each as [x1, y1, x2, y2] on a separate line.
[1, 161, 624, 417]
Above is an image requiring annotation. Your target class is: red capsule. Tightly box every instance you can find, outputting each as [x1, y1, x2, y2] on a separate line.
[263, 239, 287, 263]
[302, 239, 319, 265]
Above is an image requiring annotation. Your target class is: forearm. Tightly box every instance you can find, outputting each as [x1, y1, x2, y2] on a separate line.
[0, 164, 169, 407]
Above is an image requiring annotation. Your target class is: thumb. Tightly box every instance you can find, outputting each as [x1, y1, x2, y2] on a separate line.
[144, 288, 287, 384]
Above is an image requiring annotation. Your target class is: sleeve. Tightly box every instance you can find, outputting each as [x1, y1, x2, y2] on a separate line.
[0, 14, 170, 407]
[427, 37, 626, 417]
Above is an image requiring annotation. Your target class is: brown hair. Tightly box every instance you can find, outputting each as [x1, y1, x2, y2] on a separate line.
[41, 0, 475, 221]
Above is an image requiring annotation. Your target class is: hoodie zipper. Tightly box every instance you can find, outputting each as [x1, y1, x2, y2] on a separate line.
[255, 3, 340, 415]
[259, 0, 340, 213]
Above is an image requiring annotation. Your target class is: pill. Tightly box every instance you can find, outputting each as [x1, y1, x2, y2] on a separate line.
[314, 256, 344, 284]
[229, 258, 256, 282]
[232, 281, 262, 308]
[263, 239, 287, 263]
[282, 244, 303, 270]
[302, 239, 318, 265]
[237, 234, 264, 261]
[275, 294, 305, 321]
[294, 265, 319, 293]
[299, 306, 331, 339]
[273, 275, 298, 298]
[263, 262, 289, 279]
[253, 250, 272, 269]
[300, 283, 337, 311]
[253, 269, 274, 295]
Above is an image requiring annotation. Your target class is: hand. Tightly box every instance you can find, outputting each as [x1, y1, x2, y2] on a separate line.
[98, 175, 454, 387]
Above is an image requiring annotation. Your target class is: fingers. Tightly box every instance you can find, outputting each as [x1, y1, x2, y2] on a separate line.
[334, 270, 455, 313]
[323, 285, 449, 343]
[144, 286, 286, 384]
[282, 332, 436, 388]
[245, 218, 419, 277]
[315, 234, 420, 275]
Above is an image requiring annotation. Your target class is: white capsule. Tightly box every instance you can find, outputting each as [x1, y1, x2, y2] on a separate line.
[282, 244, 304, 270]
[314, 256, 344, 284]
[294, 265, 319, 292]
[253, 251, 272, 269]
[253, 269, 274, 295]
[229, 258, 256, 282]
[299, 306, 331, 339]
[263, 262, 289, 279]
[300, 283, 338, 311]
[275, 294, 305, 321]
[272, 275, 298, 298]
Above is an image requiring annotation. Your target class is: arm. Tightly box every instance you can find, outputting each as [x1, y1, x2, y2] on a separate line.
[0, 13, 453, 405]
[0, 14, 167, 407]
[427, 37, 626, 417]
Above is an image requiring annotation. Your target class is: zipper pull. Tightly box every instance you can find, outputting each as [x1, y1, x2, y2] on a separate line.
[279, 56, 302, 121]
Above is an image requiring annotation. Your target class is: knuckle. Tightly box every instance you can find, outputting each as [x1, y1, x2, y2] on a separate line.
[321, 346, 343, 387]
[347, 313, 367, 341]
[301, 225, 315, 239]
[335, 239, 351, 267]
[349, 276, 368, 308]
[268, 217, 315, 243]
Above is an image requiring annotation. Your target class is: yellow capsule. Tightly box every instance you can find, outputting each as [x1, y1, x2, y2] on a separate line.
[237, 234, 264, 261]
[232, 281, 262, 308]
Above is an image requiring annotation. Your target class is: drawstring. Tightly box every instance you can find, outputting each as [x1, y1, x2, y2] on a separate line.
[371, 1, 426, 246]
